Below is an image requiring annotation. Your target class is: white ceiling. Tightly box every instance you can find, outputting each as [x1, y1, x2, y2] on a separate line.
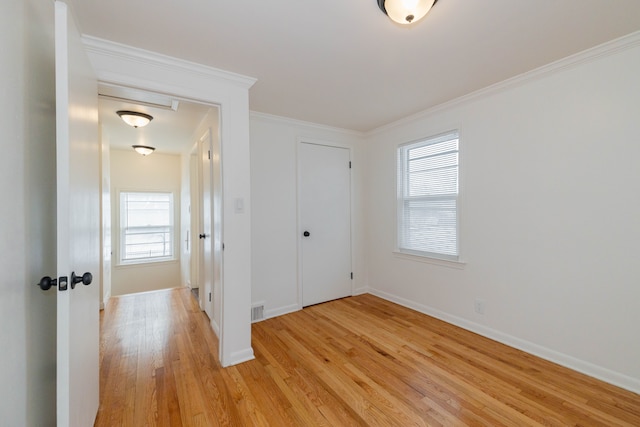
[73, 0, 640, 140]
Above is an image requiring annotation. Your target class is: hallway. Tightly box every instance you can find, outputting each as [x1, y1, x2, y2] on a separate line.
[95, 288, 225, 425]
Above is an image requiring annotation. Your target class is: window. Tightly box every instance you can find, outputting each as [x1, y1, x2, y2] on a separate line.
[120, 192, 175, 263]
[397, 131, 459, 261]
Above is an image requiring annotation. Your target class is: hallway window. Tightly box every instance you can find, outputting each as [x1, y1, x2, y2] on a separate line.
[397, 131, 459, 261]
[120, 191, 175, 263]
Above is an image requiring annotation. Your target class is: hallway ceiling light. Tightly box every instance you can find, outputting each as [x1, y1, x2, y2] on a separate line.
[132, 145, 156, 156]
[377, 0, 437, 25]
[117, 110, 153, 128]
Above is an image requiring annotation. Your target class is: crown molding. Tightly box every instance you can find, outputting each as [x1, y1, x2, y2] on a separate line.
[368, 30, 640, 136]
[82, 35, 256, 89]
[250, 111, 365, 137]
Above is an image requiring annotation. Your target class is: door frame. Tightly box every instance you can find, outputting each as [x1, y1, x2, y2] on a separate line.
[85, 37, 256, 366]
[296, 138, 355, 309]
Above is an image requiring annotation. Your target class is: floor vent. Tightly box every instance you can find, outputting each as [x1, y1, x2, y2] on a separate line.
[251, 305, 265, 322]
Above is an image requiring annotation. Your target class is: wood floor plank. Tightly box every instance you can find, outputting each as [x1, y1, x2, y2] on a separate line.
[95, 289, 640, 426]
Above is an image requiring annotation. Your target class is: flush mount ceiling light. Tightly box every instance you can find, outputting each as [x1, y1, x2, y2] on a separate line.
[116, 110, 153, 128]
[132, 145, 156, 156]
[377, 0, 437, 25]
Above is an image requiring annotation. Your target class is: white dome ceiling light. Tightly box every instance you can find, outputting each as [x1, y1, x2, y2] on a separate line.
[377, 0, 438, 25]
[117, 110, 154, 128]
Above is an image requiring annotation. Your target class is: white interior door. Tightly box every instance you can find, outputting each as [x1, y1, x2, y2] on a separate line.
[299, 142, 352, 306]
[200, 129, 214, 321]
[211, 118, 223, 334]
[189, 150, 202, 308]
[55, 2, 100, 426]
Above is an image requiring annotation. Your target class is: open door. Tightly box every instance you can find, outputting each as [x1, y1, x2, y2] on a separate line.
[200, 129, 214, 322]
[55, 2, 100, 425]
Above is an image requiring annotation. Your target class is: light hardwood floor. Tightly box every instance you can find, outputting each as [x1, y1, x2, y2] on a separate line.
[95, 288, 640, 426]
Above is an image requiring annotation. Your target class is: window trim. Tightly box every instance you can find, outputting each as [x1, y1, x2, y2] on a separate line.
[117, 190, 178, 266]
[396, 130, 461, 262]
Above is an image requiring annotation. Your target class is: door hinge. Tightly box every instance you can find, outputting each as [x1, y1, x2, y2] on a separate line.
[208, 150, 211, 160]
[349, 161, 352, 169]
[222, 243, 225, 250]
[350, 272, 353, 280]
[209, 292, 212, 302]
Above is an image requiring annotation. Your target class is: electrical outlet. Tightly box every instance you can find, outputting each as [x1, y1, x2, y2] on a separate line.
[474, 299, 485, 315]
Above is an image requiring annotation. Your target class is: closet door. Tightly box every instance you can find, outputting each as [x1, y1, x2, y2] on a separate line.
[299, 142, 352, 307]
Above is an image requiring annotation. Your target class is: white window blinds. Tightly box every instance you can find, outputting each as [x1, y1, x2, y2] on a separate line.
[120, 192, 174, 263]
[397, 131, 459, 260]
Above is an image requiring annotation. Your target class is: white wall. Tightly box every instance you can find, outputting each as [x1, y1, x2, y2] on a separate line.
[0, 0, 57, 424]
[110, 149, 182, 295]
[250, 113, 366, 318]
[365, 36, 640, 392]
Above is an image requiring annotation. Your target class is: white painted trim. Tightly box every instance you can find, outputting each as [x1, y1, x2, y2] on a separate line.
[265, 303, 299, 320]
[294, 140, 304, 312]
[352, 287, 369, 296]
[82, 36, 256, 89]
[368, 30, 640, 136]
[250, 111, 364, 137]
[297, 136, 356, 150]
[211, 318, 220, 338]
[99, 292, 112, 311]
[392, 252, 466, 269]
[368, 288, 640, 395]
[226, 348, 255, 367]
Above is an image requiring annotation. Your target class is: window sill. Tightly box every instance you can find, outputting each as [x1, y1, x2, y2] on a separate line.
[116, 258, 178, 269]
[393, 251, 466, 269]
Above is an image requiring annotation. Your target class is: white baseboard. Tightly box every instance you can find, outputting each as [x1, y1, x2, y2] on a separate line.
[210, 318, 220, 338]
[223, 348, 255, 367]
[352, 286, 369, 296]
[100, 293, 111, 311]
[265, 303, 299, 320]
[367, 288, 640, 395]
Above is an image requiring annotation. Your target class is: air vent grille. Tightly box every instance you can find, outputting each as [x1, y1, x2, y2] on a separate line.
[251, 305, 265, 322]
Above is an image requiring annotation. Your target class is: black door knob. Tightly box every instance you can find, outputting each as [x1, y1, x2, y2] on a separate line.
[199, 233, 206, 239]
[37, 276, 57, 291]
[303, 231, 310, 237]
[70, 271, 92, 289]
